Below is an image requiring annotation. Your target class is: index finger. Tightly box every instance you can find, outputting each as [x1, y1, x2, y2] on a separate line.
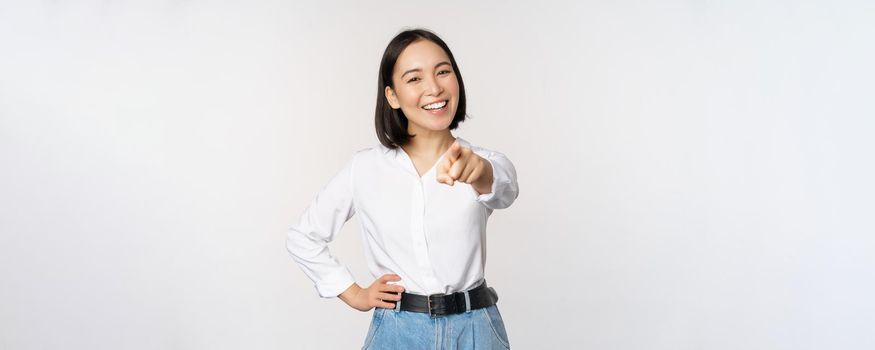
[378, 274, 401, 283]
[445, 141, 462, 162]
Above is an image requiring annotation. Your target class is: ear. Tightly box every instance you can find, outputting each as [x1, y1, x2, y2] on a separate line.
[384, 86, 401, 109]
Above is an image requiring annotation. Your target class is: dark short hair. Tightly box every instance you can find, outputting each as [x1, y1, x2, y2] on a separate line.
[375, 28, 467, 149]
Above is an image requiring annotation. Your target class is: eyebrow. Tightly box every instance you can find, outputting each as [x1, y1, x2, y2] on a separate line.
[401, 61, 452, 78]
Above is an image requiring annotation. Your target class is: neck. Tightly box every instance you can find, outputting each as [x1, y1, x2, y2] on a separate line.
[401, 127, 456, 158]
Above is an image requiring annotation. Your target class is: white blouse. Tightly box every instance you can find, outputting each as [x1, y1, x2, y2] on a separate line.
[286, 137, 519, 298]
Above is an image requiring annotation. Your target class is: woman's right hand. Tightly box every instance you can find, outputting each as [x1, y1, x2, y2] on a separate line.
[338, 274, 405, 312]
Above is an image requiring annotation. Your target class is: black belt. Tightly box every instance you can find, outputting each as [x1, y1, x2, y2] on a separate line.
[390, 280, 498, 316]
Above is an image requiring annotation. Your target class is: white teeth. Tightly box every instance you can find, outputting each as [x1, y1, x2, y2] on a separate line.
[423, 101, 447, 110]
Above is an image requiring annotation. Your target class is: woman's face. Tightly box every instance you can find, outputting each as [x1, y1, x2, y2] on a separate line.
[385, 39, 460, 134]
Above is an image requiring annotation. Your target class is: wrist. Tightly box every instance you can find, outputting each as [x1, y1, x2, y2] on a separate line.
[338, 282, 362, 305]
[472, 159, 494, 195]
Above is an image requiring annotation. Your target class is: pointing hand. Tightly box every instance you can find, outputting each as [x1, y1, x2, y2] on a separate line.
[436, 141, 494, 194]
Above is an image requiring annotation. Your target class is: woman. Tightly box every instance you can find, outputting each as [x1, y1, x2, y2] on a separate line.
[286, 28, 519, 349]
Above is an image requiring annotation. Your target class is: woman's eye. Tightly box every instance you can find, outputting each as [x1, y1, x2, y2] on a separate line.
[438, 70, 451, 75]
[407, 77, 420, 83]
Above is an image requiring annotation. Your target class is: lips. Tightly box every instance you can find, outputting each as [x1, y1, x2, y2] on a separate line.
[422, 100, 448, 110]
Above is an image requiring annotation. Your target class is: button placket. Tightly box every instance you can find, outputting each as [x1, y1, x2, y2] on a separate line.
[409, 177, 440, 292]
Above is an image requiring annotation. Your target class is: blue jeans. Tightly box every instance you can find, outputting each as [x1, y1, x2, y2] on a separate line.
[361, 305, 510, 349]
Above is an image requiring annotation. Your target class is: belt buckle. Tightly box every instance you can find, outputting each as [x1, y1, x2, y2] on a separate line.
[427, 293, 444, 317]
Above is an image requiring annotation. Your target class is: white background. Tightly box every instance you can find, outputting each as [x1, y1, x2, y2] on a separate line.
[2, 1, 873, 349]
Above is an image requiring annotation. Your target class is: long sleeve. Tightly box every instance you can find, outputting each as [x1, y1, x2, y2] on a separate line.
[286, 155, 357, 298]
[472, 149, 519, 210]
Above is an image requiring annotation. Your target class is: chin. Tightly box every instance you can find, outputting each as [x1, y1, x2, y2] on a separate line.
[429, 118, 454, 131]
[409, 115, 454, 132]
[418, 123, 451, 132]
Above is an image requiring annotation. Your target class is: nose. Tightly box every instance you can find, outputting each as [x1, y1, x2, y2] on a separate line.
[424, 76, 443, 96]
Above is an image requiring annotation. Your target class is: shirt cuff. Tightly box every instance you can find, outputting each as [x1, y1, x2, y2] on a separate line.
[314, 268, 356, 299]
[473, 156, 501, 203]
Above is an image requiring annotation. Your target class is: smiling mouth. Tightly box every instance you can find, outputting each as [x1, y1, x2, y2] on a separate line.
[422, 100, 448, 110]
